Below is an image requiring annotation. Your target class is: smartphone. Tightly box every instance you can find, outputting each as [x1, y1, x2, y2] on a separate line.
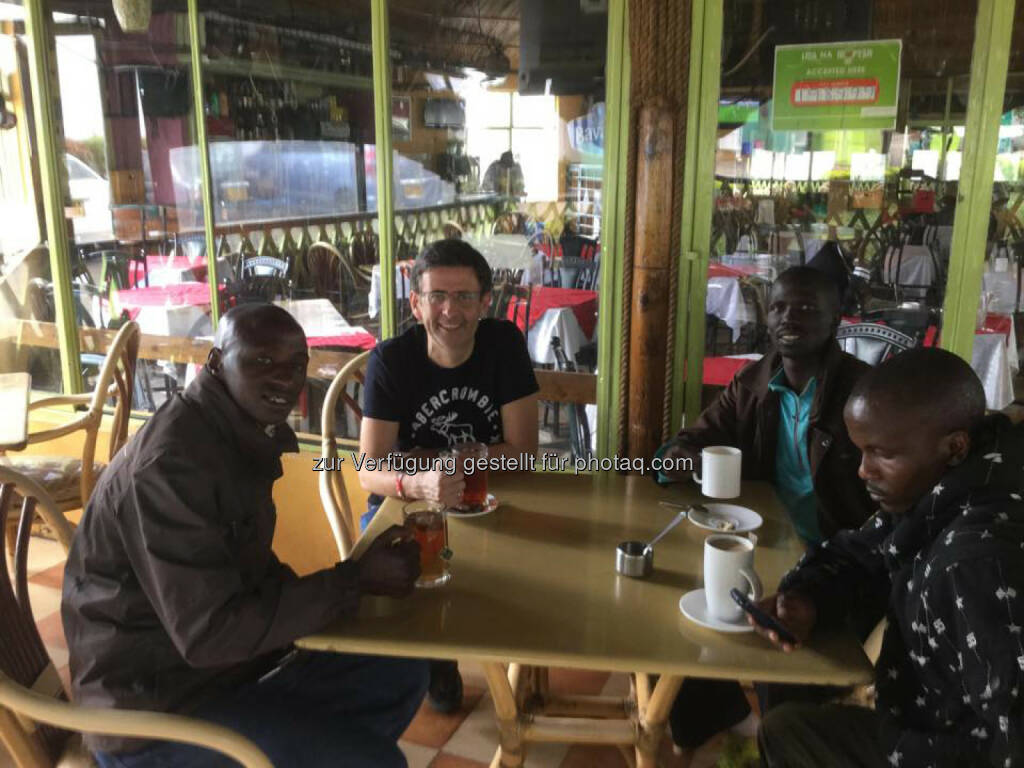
[730, 588, 799, 646]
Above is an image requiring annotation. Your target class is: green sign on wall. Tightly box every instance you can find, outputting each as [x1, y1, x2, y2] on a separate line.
[772, 40, 902, 133]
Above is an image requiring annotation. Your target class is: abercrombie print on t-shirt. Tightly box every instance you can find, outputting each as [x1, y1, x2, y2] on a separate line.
[363, 319, 539, 452]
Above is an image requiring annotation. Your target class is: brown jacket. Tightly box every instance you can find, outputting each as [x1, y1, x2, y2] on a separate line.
[673, 343, 873, 538]
[61, 368, 361, 753]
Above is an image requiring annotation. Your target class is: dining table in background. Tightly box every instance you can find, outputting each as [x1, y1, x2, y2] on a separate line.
[506, 285, 598, 365]
[0, 372, 31, 451]
[130, 253, 208, 288]
[112, 281, 218, 338]
[273, 298, 377, 350]
[299, 473, 872, 767]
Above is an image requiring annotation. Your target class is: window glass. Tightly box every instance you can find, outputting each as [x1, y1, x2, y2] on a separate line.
[1, 5, 61, 394]
[702, 1, 981, 413]
[388, 0, 608, 461]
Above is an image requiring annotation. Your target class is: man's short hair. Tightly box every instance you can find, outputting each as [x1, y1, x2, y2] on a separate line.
[773, 266, 841, 318]
[410, 239, 492, 294]
[215, 303, 304, 349]
[848, 347, 986, 434]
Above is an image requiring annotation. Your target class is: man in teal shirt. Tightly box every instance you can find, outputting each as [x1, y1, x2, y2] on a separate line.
[660, 267, 874, 753]
[767, 371, 821, 544]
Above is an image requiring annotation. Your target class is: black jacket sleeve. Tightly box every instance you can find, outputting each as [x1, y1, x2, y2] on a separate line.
[120, 453, 362, 668]
[779, 511, 891, 631]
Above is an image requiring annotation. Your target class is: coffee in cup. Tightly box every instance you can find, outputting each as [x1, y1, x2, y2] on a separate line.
[703, 533, 762, 623]
[693, 446, 741, 498]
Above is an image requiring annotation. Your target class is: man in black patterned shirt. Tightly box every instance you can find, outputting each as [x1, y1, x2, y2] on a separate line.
[755, 348, 1024, 767]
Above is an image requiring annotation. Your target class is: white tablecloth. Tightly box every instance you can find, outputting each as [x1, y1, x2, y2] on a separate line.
[274, 298, 366, 336]
[706, 276, 755, 341]
[982, 267, 1021, 315]
[882, 245, 937, 292]
[527, 306, 592, 366]
[972, 319, 1019, 410]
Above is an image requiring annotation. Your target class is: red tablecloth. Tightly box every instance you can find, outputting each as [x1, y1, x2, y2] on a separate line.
[708, 263, 758, 279]
[307, 333, 377, 351]
[703, 356, 756, 386]
[131, 254, 208, 287]
[115, 282, 218, 309]
[919, 313, 1011, 347]
[508, 286, 598, 339]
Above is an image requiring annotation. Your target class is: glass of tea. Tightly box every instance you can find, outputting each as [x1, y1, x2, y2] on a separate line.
[453, 442, 489, 512]
[403, 500, 451, 588]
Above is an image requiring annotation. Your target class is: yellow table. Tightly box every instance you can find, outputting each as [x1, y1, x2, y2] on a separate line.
[0, 373, 31, 451]
[299, 472, 872, 767]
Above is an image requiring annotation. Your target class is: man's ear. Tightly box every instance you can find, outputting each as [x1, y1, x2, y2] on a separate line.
[207, 347, 223, 377]
[943, 429, 971, 466]
[409, 291, 423, 322]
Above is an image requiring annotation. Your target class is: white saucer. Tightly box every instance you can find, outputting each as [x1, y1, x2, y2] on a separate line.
[679, 588, 754, 633]
[688, 503, 763, 534]
[447, 493, 498, 518]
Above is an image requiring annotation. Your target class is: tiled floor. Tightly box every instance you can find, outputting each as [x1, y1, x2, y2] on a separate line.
[3, 536, 744, 768]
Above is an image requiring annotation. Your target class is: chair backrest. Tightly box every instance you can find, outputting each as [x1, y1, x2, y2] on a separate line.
[574, 259, 600, 291]
[0, 468, 273, 768]
[550, 336, 592, 461]
[320, 351, 371, 559]
[66, 321, 140, 502]
[304, 242, 343, 301]
[836, 322, 916, 366]
[492, 283, 531, 349]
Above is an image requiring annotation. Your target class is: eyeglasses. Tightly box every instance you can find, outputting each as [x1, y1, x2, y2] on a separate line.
[421, 290, 482, 306]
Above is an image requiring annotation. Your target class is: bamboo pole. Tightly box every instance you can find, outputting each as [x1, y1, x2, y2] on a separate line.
[635, 674, 684, 768]
[522, 715, 636, 745]
[627, 104, 674, 459]
[482, 662, 523, 768]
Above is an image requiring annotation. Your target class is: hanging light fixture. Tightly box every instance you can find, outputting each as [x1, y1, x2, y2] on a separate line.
[112, 0, 152, 34]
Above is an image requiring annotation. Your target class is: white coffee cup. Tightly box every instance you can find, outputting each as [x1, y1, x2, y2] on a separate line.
[692, 446, 742, 498]
[703, 534, 763, 623]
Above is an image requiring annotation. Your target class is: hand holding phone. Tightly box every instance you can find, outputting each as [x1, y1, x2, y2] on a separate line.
[730, 588, 799, 646]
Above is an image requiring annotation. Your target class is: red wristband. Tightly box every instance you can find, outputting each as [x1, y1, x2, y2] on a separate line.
[395, 472, 407, 500]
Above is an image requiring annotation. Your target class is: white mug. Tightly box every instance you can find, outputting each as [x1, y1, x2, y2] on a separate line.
[693, 446, 742, 498]
[704, 534, 763, 623]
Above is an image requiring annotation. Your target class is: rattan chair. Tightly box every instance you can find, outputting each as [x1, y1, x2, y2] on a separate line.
[319, 350, 371, 559]
[2, 322, 139, 551]
[0, 466, 272, 768]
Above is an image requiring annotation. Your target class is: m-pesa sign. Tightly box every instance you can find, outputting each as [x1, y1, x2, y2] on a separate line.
[772, 40, 902, 132]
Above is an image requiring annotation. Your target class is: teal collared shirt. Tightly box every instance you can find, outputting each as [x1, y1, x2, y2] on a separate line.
[768, 369, 822, 545]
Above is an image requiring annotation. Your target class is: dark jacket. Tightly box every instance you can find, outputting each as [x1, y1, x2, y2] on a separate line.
[62, 368, 361, 753]
[673, 342, 872, 538]
[782, 416, 1024, 767]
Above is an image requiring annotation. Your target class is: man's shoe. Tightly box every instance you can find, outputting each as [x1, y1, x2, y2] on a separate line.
[427, 660, 463, 714]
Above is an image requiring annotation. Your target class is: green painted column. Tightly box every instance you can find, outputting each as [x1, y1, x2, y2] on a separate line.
[595, 0, 629, 460]
[24, 0, 82, 393]
[186, 0, 221, 326]
[371, 0, 397, 339]
[940, 0, 1016, 359]
[672, 0, 723, 430]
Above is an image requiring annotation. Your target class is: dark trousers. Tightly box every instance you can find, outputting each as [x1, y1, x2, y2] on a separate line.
[95, 651, 429, 768]
[669, 677, 847, 749]
[758, 702, 886, 767]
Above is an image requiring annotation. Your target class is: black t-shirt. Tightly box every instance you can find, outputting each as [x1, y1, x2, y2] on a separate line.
[363, 318, 539, 451]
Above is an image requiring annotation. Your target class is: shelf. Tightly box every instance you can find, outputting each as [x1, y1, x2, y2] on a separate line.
[193, 56, 373, 92]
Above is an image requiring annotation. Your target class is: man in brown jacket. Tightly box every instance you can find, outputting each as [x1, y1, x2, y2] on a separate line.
[662, 266, 874, 753]
[662, 266, 872, 540]
[62, 304, 428, 768]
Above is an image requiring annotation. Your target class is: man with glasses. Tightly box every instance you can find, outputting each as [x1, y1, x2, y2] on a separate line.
[358, 238, 540, 713]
